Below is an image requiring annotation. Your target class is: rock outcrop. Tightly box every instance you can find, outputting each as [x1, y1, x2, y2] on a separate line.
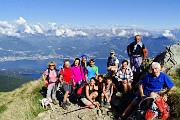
[154, 43, 180, 76]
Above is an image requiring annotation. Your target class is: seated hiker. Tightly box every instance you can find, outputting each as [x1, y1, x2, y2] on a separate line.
[127, 35, 148, 85]
[107, 50, 119, 76]
[120, 62, 176, 119]
[101, 77, 114, 108]
[97, 75, 105, 106]
[42, 61, 58, 105]
[116, 60, 133, 93]
[71, 58, 86, 89]
[59, 59, 73, 110]
[80, 77, 99, 108]
[87, 59, 99, 82]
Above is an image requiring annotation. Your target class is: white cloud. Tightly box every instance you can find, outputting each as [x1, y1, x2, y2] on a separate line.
[15, 17, 35, 34]
[162, 30, 174, 38]
[15, 17, 27, 26]
[33, 24, 44, 34]
[0, 21, 20, 36]
[117, 30, 128, 36]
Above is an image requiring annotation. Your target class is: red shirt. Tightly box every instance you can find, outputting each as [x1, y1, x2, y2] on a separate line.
[60, 67, 72, 84]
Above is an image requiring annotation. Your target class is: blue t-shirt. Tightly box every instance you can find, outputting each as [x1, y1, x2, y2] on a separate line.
[140, 72, 174, 96]
[87, 65, 98, 80]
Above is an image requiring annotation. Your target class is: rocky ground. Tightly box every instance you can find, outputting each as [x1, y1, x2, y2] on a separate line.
[35, 102, 114, 120]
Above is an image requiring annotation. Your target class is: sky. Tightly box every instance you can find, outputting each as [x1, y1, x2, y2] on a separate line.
[0, 0, 180, 29]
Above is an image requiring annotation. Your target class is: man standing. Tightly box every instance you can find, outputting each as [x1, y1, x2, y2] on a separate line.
[87, 59, 98, 81]
[127, 35, 147, 85]
[107, 50, 119, 76]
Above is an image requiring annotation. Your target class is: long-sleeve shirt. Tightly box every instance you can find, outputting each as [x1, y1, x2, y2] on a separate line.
[71, 65, 85, 83]
[116, 67, 133, 82]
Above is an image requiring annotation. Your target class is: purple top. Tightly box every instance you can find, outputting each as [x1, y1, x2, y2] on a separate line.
[71, 65, 85, 82]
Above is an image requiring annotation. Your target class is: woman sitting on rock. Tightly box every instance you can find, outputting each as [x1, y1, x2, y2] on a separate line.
[116, 60, 133, 93]
[80, 77, 100, 108]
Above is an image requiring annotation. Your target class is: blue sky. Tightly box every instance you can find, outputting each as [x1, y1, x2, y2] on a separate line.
[0, 0, 180, 29]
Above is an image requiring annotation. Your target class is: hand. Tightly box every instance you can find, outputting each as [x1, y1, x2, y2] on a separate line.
[122, 80, 127, 84]
[108, 97, 111, 102]
[162, 94, 168, 102]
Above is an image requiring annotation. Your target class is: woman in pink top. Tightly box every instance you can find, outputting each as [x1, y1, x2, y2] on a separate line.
[42, 61, 58, 105]
[71, 58, 85, 88]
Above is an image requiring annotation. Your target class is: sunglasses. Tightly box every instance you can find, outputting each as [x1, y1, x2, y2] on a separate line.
[49, 65, 55, 66]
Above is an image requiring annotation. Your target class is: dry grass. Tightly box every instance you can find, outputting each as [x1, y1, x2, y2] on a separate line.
[0, 79, 45, 120]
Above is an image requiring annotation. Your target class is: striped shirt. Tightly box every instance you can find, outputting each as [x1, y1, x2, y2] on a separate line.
[116, 67, 133, 82]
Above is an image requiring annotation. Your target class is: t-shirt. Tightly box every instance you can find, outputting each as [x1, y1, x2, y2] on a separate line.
[71, 65, 85, 83]
[60, 67, 72, 84]
[44, 69, 57, 83]
[140, 72, 175, 96]
[116, 67, 133, 82]
[107, 57, 119, 67]
[87, 65, 98, 80]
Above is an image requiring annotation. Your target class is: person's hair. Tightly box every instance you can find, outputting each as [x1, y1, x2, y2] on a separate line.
[106, 77, 112, 81]
[121, 59, 129, 65]
[90, 77, 96, 82]
[151, 62, 161, 69]
[134, 35, 141, 40]
[64, 59, 70, 66]
[72, 58, 81, 66]
[47, 61, 56, 68]
[98, 74, 104, 79]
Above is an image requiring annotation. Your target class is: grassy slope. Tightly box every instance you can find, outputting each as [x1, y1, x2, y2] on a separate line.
[0, 79, 45, 120]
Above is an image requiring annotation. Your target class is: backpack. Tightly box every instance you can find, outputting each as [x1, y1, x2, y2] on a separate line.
[46, 64, 63, 84]
[76, 82, 88, 98]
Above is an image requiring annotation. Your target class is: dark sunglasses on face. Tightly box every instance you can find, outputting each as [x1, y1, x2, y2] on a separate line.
[49, 65, 55, 67]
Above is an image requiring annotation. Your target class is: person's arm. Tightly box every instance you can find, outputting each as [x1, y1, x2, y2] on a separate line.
[127, 69, 133, 83]
[85, 85, 94, 103]
[42, 70, 48, 83]
[95, 67, 98, 79]
[139, 83, 146, 99]
[115, 70, 122, 81]
[109, 85, 114, 100]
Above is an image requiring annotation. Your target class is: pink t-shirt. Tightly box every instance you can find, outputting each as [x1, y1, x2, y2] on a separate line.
[71, 65, 85, 83]
[43, 69, 58, 83]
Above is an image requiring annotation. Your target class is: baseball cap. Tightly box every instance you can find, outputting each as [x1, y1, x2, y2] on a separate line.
[110, 50, 115, 54]
[81, 54, 88, 59]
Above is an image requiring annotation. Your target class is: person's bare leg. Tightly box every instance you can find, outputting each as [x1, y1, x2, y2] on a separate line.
[147, 92, 159, 106]
[122, 83, 128, 92]
[63, 91, 69, 103]
[127, 82, 132, 91]
[121, 99, 138, 118]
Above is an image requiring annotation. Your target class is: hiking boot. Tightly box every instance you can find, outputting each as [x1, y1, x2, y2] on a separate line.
[62, 103, 68, 110]
[52, 99, 57, 105]
[104, 102, 111, 108]
[100, 101, 104, 107]
[66, 101, 71, 106]
[116, 92, 122, 97]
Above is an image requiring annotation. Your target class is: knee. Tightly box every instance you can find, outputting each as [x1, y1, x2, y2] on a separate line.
[150, 92, 159, 98]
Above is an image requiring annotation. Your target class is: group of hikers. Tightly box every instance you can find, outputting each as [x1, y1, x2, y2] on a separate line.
[42, 35, 177, 120]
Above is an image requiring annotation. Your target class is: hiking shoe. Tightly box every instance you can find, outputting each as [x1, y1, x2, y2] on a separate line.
[104, 102, 111, 108]
[116, 92, 122, 97]
[66, 101, 71, 106]
[62, 103, 68, 110]
[52, 99, 57, 105]
[100, 101, 104, 107]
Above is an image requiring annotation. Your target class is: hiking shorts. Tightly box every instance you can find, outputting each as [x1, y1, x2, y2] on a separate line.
[81, 98, 92, 106]
[62, 84, 72, 93]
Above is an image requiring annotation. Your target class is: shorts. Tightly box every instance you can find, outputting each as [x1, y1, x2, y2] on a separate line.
[81, 98, 92, 105]
[62, 84, 72, 93]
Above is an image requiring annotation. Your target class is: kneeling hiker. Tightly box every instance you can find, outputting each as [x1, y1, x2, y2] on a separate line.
[120, 62, 176, 119]
[80, 77, 99, 108]
[42, 61, 58, 105]
[59, 60, 73, 110]
[101, 77, 114, 108]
